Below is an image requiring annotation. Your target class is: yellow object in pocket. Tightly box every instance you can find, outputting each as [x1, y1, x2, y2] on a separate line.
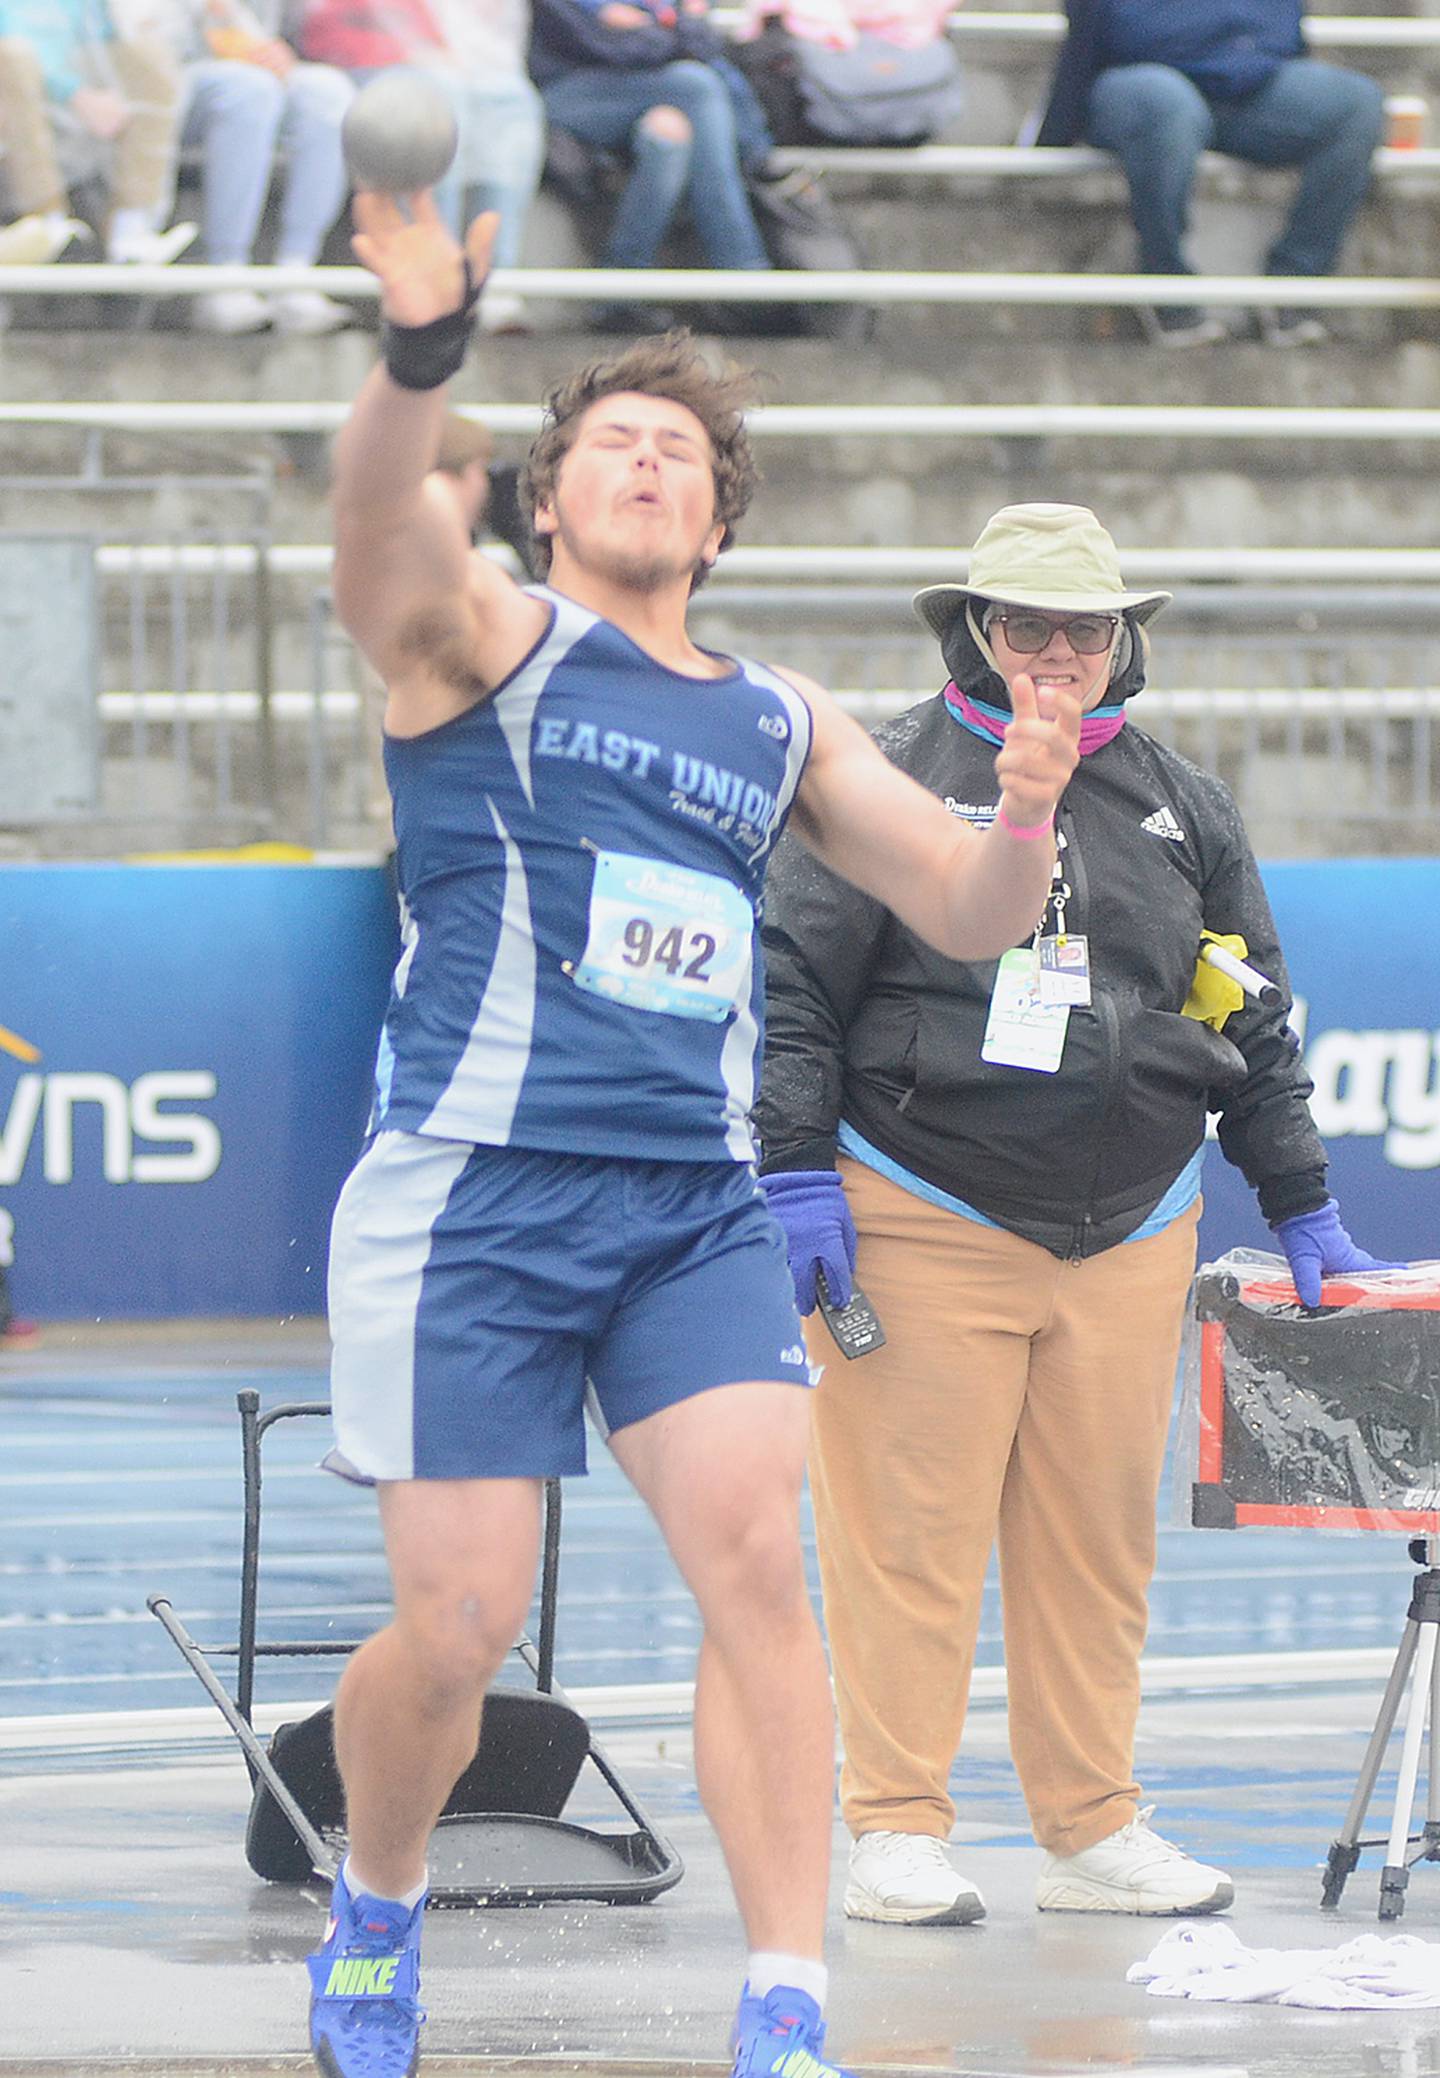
[1183, 930, 1248, 1031]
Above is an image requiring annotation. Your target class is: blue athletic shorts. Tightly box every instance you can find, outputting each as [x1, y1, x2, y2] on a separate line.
[326, 1130, 813, 1481]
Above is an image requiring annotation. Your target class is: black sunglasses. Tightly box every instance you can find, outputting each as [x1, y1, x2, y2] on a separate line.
[989, 610, 1119, 657]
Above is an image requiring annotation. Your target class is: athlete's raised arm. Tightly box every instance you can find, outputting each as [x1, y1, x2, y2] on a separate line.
[783, 667, 1080, 960]
[333, 193, 548, 725]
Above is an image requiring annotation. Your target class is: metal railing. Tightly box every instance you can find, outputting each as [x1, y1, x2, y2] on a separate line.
[10, 532, 1440, 855]
[768, 143, 1440, 179]
[7, 394, 1440, 445]
[0, 262, 1437, 315]
[296, 581, 1440, 856]
[714, 10, 1440, 51]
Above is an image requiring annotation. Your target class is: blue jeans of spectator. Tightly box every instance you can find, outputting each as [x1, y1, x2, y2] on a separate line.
[541, 60, 770, 270]
[1086, 58, 1385, 277]
[180, 59, 353, 265]
[428, 71, 546, 268]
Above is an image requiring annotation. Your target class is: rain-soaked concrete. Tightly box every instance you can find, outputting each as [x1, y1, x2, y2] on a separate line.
[9, 1685, 1440, 2076]
[10, 1325, 1440, 2075]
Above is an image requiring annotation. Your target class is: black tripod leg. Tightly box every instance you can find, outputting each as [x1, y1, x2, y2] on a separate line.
[1323, 1617, 1421, 1908]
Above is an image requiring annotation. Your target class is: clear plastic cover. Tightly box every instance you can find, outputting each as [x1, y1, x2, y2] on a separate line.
[1177, 1250, 1440, 1534]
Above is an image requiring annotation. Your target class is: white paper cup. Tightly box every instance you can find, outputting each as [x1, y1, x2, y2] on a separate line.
[1385, 95, 1428, 150]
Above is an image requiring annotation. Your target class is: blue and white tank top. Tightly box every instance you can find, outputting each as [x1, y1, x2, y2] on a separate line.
[373, 586, 814, 1162]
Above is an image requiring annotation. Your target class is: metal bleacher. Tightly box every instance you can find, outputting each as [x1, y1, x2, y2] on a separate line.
[2, 0, 1439, 856]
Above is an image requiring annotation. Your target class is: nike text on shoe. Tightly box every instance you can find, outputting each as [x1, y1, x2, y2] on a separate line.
[1036, 1806, 1234, 1915]
[308, 1869, 425, 2077]
[845, 1830, 986, 1926]
[732, 1984, 856, 2078]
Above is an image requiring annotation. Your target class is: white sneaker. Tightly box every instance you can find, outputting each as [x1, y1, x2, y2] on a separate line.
[1036, 1806, 1234, 1915]
[1137, 303, 1228, 348]
[270, 288, 353, 336]
[845, 1831, 986, 1926]
[479, 289, 530, 335]
[0, 213, 90, 265]
[192, 288, 272, 335]
[107, 221, 198, 266]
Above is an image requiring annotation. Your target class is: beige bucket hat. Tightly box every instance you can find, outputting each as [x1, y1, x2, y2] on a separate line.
[913, 503, 1171, 639]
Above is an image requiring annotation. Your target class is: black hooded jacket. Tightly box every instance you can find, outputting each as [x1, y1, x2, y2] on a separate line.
[754, 614, 1329, 1261]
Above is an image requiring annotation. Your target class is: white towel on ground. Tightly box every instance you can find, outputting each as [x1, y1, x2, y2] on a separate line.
[1128, 1919, 1440, 2007]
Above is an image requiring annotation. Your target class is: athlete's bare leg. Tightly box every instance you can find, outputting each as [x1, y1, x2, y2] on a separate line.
[610, 1382, 833, 1954]
[332, 1475, 544, 1896]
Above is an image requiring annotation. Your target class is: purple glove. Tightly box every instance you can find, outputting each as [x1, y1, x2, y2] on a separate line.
[1271, 1198, 1406, 1308]
[758, 1169, 857, 1317]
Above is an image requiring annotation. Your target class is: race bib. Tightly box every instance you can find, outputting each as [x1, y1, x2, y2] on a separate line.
[569, 849, 754, 1022]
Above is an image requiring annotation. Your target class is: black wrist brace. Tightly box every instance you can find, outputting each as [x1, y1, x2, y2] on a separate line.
[382, 258, 481, 391]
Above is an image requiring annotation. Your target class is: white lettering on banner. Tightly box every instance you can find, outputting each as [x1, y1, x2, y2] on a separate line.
[0, 1074, 42, 1184]
[1279, 997, 1440, 1172]
[0, 1070, 221, 1184]
[44, 1074, 131, 1183]
[1382, 1034, 1440, 1172]
[1305, 1030, 1393, 1140]
[130, 1073, 223, 1183]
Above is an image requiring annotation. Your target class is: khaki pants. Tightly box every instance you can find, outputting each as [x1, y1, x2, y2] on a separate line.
[807, 1155, 1200, 1856]
[0, 35, 179, 219]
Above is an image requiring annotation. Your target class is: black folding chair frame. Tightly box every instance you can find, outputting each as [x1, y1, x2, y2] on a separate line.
[150, 1390, 683, 1907]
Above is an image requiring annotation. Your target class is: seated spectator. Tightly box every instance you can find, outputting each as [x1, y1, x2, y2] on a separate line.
[735, 0, 963, 150]
[128, 0, 355, 334]
[530, 0, 775, 332]
[1035, 0, 1385, 347]
[301, 0, 545, 334]
[0, 0, 196, 266]
[429, 410, 541, 578]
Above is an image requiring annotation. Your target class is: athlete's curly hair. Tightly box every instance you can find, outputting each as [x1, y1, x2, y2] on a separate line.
[520, 330, 762, 587]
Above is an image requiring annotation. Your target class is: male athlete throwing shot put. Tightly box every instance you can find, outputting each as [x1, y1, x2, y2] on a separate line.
[309, 190, 1080, 2078]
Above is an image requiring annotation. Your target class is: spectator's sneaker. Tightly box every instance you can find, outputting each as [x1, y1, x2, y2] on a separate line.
[0, 1317, 40, 1347]
[1137, 303, 1227, 348]
[1257, 306, 1329, 348]
[1036, 1807, 1234, 1915]
[589, 301, 678, 337]
[478, 289, 531, 335]
[308, 1869, 425, 2078]
[271, 288, 353, 336]
[0, 214, 90, 265]
[107, 222, 198, 266]
[732, 1984, 854, 2078]
[193, 289, 272, 335]
[845, 1830, 986, 1925]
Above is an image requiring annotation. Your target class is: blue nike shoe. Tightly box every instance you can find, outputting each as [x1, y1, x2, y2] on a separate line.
[307, 1867, 425, 2078]
[732, 1984, 855, 2078]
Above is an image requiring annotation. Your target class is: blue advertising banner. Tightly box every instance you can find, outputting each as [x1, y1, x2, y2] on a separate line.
[0, 864, 396, 1318]
[1197, 860, 1440, 1269]
[0, 858, 1437, 1319]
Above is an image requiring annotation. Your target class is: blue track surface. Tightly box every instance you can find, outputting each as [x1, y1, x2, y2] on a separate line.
[0, 1349, 1423, 1719]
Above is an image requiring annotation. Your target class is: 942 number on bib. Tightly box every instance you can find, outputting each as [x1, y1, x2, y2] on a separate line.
[570, 849, 754, 1022]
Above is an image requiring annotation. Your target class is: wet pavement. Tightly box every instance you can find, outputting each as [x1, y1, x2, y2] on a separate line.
[11, 1687, 1440, 2075]
[9, 1327, 1440, 2074]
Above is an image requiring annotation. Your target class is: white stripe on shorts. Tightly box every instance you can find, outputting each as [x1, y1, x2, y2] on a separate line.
[327, 1128, 472, 1481]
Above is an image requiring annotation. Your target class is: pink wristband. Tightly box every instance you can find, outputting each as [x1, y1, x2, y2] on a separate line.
[996, 804, 1055, 841]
